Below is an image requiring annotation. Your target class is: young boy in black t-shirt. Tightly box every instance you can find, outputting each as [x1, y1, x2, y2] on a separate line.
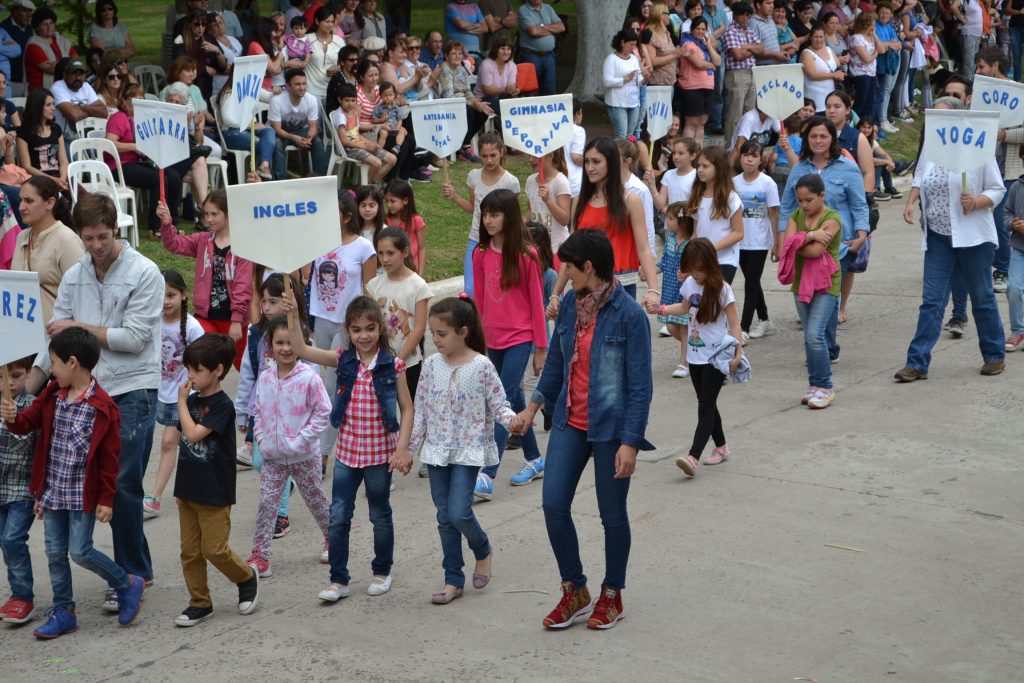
[173, 334, 258, 627]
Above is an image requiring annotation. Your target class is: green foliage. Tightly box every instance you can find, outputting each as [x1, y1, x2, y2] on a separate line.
[52, 0, 91, 51]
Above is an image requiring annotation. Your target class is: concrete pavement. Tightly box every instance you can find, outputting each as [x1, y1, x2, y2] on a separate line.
[2, 199, 1022, 682]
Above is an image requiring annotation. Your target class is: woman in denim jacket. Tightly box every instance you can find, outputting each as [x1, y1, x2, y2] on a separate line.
[511, 229, 654, 632]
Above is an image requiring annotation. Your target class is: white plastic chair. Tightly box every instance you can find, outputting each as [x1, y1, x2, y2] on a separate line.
[67, 160, 139, 247]
[133, 65, 166, 96]
[75, 116, 107, 138]
[9, 96, 25, 110]
[320, 101, 370, 186]
[68, 138, 139, 235]
[212, 105, 251, 184]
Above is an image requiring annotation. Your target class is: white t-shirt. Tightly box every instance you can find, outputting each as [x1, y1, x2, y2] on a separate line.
[734, 172, 780, 250]
[662, 168, 697, 204]
[525, 171, 572, 252]
[267, 91, 319, 134]
[625, 173, 656, 257]
[729, 110, 780, 151]
[564, 123, 586, 197]
[365, 271, 433, 366]
[159, 314, 205, 404]
[695, 191, 744, 267]
[308, 237, 376, 323]
[51, 80, 101, 135]
[467, 168, 520, 242]
[679, 277, 736, 366]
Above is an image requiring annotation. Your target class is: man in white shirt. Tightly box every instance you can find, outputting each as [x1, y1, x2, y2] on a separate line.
[564, 99, 586, 197]
[268, 68, 327, 179]
[52, 57, 107, 141]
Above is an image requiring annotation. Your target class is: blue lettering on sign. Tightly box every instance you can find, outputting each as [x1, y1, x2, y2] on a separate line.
[136, 117, 188, 144]
[757, 78, 804, 101]
[235, 74, 262, 102]
[648, 100, 670, 120]
[0, 290, 38, 322]
[251, 201, 319, 219]
[934, 125, 987, 148]
[503, 114, 571, 154]
[981, 89, 1020, 110]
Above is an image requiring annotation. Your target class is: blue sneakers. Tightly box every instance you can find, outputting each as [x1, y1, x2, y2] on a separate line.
[473, 472, 494, 501]
[510, 458, 545, 486]
[116, 575, 145, 626]
[33, 607, 78, 639]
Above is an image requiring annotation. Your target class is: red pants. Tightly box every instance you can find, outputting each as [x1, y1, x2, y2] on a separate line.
[197, 318, 248, 370]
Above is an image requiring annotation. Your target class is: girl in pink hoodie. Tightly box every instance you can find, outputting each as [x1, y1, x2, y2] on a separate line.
[246, 315, 332, 578]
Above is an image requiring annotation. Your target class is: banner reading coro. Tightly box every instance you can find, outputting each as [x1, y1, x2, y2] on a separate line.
[646, 86, 674, 143]
[227, 176, 342, 274]
[132, 99, 189, 168]
[752, 64, 805, 122]
[0, 270, 44, 366]
[220, 54, 269, 127]
[409, 98, 468, 159]
[923, 108, 1000, 174]
[971, 75, 1024, 128]
[500, 94, 574, 157]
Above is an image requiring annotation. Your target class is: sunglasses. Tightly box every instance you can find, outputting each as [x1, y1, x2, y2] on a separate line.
[107, 73, 122, 81]
[943, 92, 964, 99]
[407, 44, 421, 49]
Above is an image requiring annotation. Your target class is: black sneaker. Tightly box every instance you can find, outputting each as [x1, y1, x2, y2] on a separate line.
[409, 170, 432, 183]
[273, 515, 290, 539]
[884, 187, 903, 199]
[505, 435, 522, 450]
[174, 605, 213, 627]
[944, 317, 966, 338]
[542, 409, 553, 432]
[237, 568, 259, 615]
[872, 190, 890, 202]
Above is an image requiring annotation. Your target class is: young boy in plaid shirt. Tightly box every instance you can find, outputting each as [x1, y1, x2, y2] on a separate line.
[1, 328, 145, 639]
[0, 356, 39, 625]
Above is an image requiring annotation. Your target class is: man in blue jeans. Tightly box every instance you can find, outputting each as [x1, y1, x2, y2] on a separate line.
[517, 0, 565, 95]
[27, 193, 163, 612]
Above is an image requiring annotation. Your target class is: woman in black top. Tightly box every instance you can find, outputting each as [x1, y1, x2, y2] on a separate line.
[16, 87, 68, 190]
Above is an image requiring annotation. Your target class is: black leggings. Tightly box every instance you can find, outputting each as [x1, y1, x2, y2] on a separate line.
[721, 264, 737, 284]
[688, 363, 726, 458]
[739, 249, 769, 331]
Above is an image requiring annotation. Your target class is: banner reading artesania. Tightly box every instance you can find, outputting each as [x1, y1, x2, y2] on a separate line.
[645, 86, 674, 143]
[923, 109, 1000, 174]
[500, 94, 574, 157]
[220, 54, 269, 126]
[970, 74, 1024, 128]
[132, 99, 189, 169]
[0, 270, 44, 366]
[408, 98, 468, 159]
[227, 176, 342, 274]
[752, 64, 805, 122]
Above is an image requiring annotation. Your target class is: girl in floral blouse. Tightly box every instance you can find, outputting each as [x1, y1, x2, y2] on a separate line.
[396, 296, 515, 605]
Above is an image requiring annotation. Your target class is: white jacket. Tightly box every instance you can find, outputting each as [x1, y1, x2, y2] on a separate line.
[603, 52, 642, 108]
[912, 158, 1006, 250]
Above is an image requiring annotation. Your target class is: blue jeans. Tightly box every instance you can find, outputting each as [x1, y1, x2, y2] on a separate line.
[43, 509, 129, 611]
[607, 105, 640, 140]
[463, 239, 478, 298]
[795, 292, 838, 389]
[1008, 247, 1024, 334]
[251, 441, 291, 518]
[0, 499, 35, 601]
[482, 343, 541, 479]
[710, 61, 726, 131]
[520, 51, 557, 96]
[634, 85, 647, 139]
[112, 389, 156, 580]
[1012, 27, 1024, 81]
[874, 72, 897, 127]
[327, 461, 393, 585]
[824, 253, 852, 361]
[906, 230, 1005, 371]
[993, 185, 1010, 276]
[962, 34, 982, 80]
[851, 75, 877, 122]
[542, 425, 631, 590]
[427, 464, 489, 589]
[272, 123, 328, 180]
[222, 127, 277, 173]
[950, 264, 968, 321]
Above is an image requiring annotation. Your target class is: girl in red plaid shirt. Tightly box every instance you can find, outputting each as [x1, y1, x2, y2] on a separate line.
[285, 296, 414, 602]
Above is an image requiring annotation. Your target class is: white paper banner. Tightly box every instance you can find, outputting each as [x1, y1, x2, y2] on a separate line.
[500, 94, 574, 157]
[220, 54, 269, 127]
[0, 270, 44, 366]
[646, 85, 674, 142]
[970, 74, 1024, 128]
[132, 99, 189, 169]
[923, 109, 999, 174]
[227, 176, 342, 274]
[408, 98, 468, 159]
[753, 64, 805, 122]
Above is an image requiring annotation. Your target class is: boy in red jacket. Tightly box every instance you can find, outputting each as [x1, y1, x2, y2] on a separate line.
[0, 328, 145, 639]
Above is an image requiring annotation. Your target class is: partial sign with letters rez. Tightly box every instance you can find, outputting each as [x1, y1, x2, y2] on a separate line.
[0, 270, 44, 366]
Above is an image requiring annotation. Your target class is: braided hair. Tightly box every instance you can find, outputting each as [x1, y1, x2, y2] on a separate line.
[162, 270, 190, 347]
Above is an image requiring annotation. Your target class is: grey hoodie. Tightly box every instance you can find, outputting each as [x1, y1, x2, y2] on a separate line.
[1002, 175, 1024, 254]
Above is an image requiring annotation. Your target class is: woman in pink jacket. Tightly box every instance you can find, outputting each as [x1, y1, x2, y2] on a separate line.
[157, 191, 253, 369]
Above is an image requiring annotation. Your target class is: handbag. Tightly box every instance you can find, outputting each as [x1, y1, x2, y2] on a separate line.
[0, 162, 31, 186]
[847, 234, 872, 273]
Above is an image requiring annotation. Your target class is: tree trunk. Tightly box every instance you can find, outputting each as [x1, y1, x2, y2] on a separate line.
[569, 0, 629, 101]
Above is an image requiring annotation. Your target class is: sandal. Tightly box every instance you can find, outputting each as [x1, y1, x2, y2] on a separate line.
[431, 586, 463, 604]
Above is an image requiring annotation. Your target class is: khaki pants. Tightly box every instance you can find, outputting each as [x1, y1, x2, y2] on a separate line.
[724, 69, 755, 145]
[178, 499, 252, 609]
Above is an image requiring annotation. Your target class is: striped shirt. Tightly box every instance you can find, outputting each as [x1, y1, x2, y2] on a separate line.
[0, 391, 36, 506]
[40, 380, 97, 511]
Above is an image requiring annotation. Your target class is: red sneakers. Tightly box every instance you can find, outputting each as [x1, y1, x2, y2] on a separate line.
[1, 597, 35, 624]
[586, 585, 624, 630]
[247, 555, 272, 578]
[542, 581, 593, 629]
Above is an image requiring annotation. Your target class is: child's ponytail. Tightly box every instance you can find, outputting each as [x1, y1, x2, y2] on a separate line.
[429, 296, 487, 355]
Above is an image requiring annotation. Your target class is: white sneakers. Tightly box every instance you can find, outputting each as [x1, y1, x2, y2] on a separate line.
[367, 575, 393, 596]
[748, 319, 775, 339]
[881, 120, 899, 134]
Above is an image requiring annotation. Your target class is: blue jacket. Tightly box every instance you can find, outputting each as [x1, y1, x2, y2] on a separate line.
[0, 28, 21, 82]
[778, 156, 870, 261]
[532, 284, 654, 450]
[331, 346, 400, 433]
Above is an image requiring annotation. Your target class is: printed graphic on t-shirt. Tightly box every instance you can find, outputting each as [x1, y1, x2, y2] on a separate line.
[315, 254, 347, 313]
[739, 191, 768, 220]
[180, 403, 215, 463]
[161, 333, 185, 383]
[377, 296, 412, 339]
[210, 249, 229, 313]
[686, 291, 704, 348]
[748, 129, 775, 148]
[35, 144, 58, 173]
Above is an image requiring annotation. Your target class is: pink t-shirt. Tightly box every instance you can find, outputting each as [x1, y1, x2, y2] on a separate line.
[473, 58, 517, 99]
[105, 110, 140, 166]
[389, 214, 426, 267]
[678, 41, 714, 90]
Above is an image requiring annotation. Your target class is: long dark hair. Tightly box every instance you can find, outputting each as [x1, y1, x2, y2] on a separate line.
[163, 269, 189, 348]
[799, 115, 842, 162]
[251, 16, 278, 56]
[345, 295, 393, 354]
[22, 87, 54, 135]
[339, 190, 359, 236]
[24, 175, 72, 226]
[573, 137, 628, 234]
[94, 0, 119, 26]
[376, 226, 416, 271]
[429, 296, 487, 354]
[479, 188, 537, 290]
[355, 185, 385, 243]
[679, 238, 726, 325]
[686, 145, 735, 220]
[384, 178, 418, 226]
[526, 221, 555, 273]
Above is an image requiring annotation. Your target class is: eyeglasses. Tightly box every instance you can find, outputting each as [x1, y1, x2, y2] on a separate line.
[346, 56, 359, 63]
[107, 73, 121, 81]
[115, 59, 127, 65]
[407, 44, 421, 50]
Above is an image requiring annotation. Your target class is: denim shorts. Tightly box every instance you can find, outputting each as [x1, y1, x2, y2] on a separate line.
[155, 400, 180, 427]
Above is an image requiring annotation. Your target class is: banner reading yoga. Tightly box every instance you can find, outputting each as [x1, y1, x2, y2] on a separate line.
[923, 108, 999, 175]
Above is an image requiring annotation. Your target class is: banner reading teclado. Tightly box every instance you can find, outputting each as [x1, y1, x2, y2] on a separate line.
[923, 109, 1000, 174]
[132, 99, 189, 169]
[645, 86, 674, 143]
[408, 98, 468, 159]
[970, 74, 1024, 128]
[0, 270, 44, 366]
[752, 64, 805, 122]
[500, 94, 574, 157]
[227, 176, 342, 274]
[220, 54, 269, 126]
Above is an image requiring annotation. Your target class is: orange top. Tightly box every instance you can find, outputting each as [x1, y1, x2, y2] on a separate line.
[576, 203, 638, 274]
